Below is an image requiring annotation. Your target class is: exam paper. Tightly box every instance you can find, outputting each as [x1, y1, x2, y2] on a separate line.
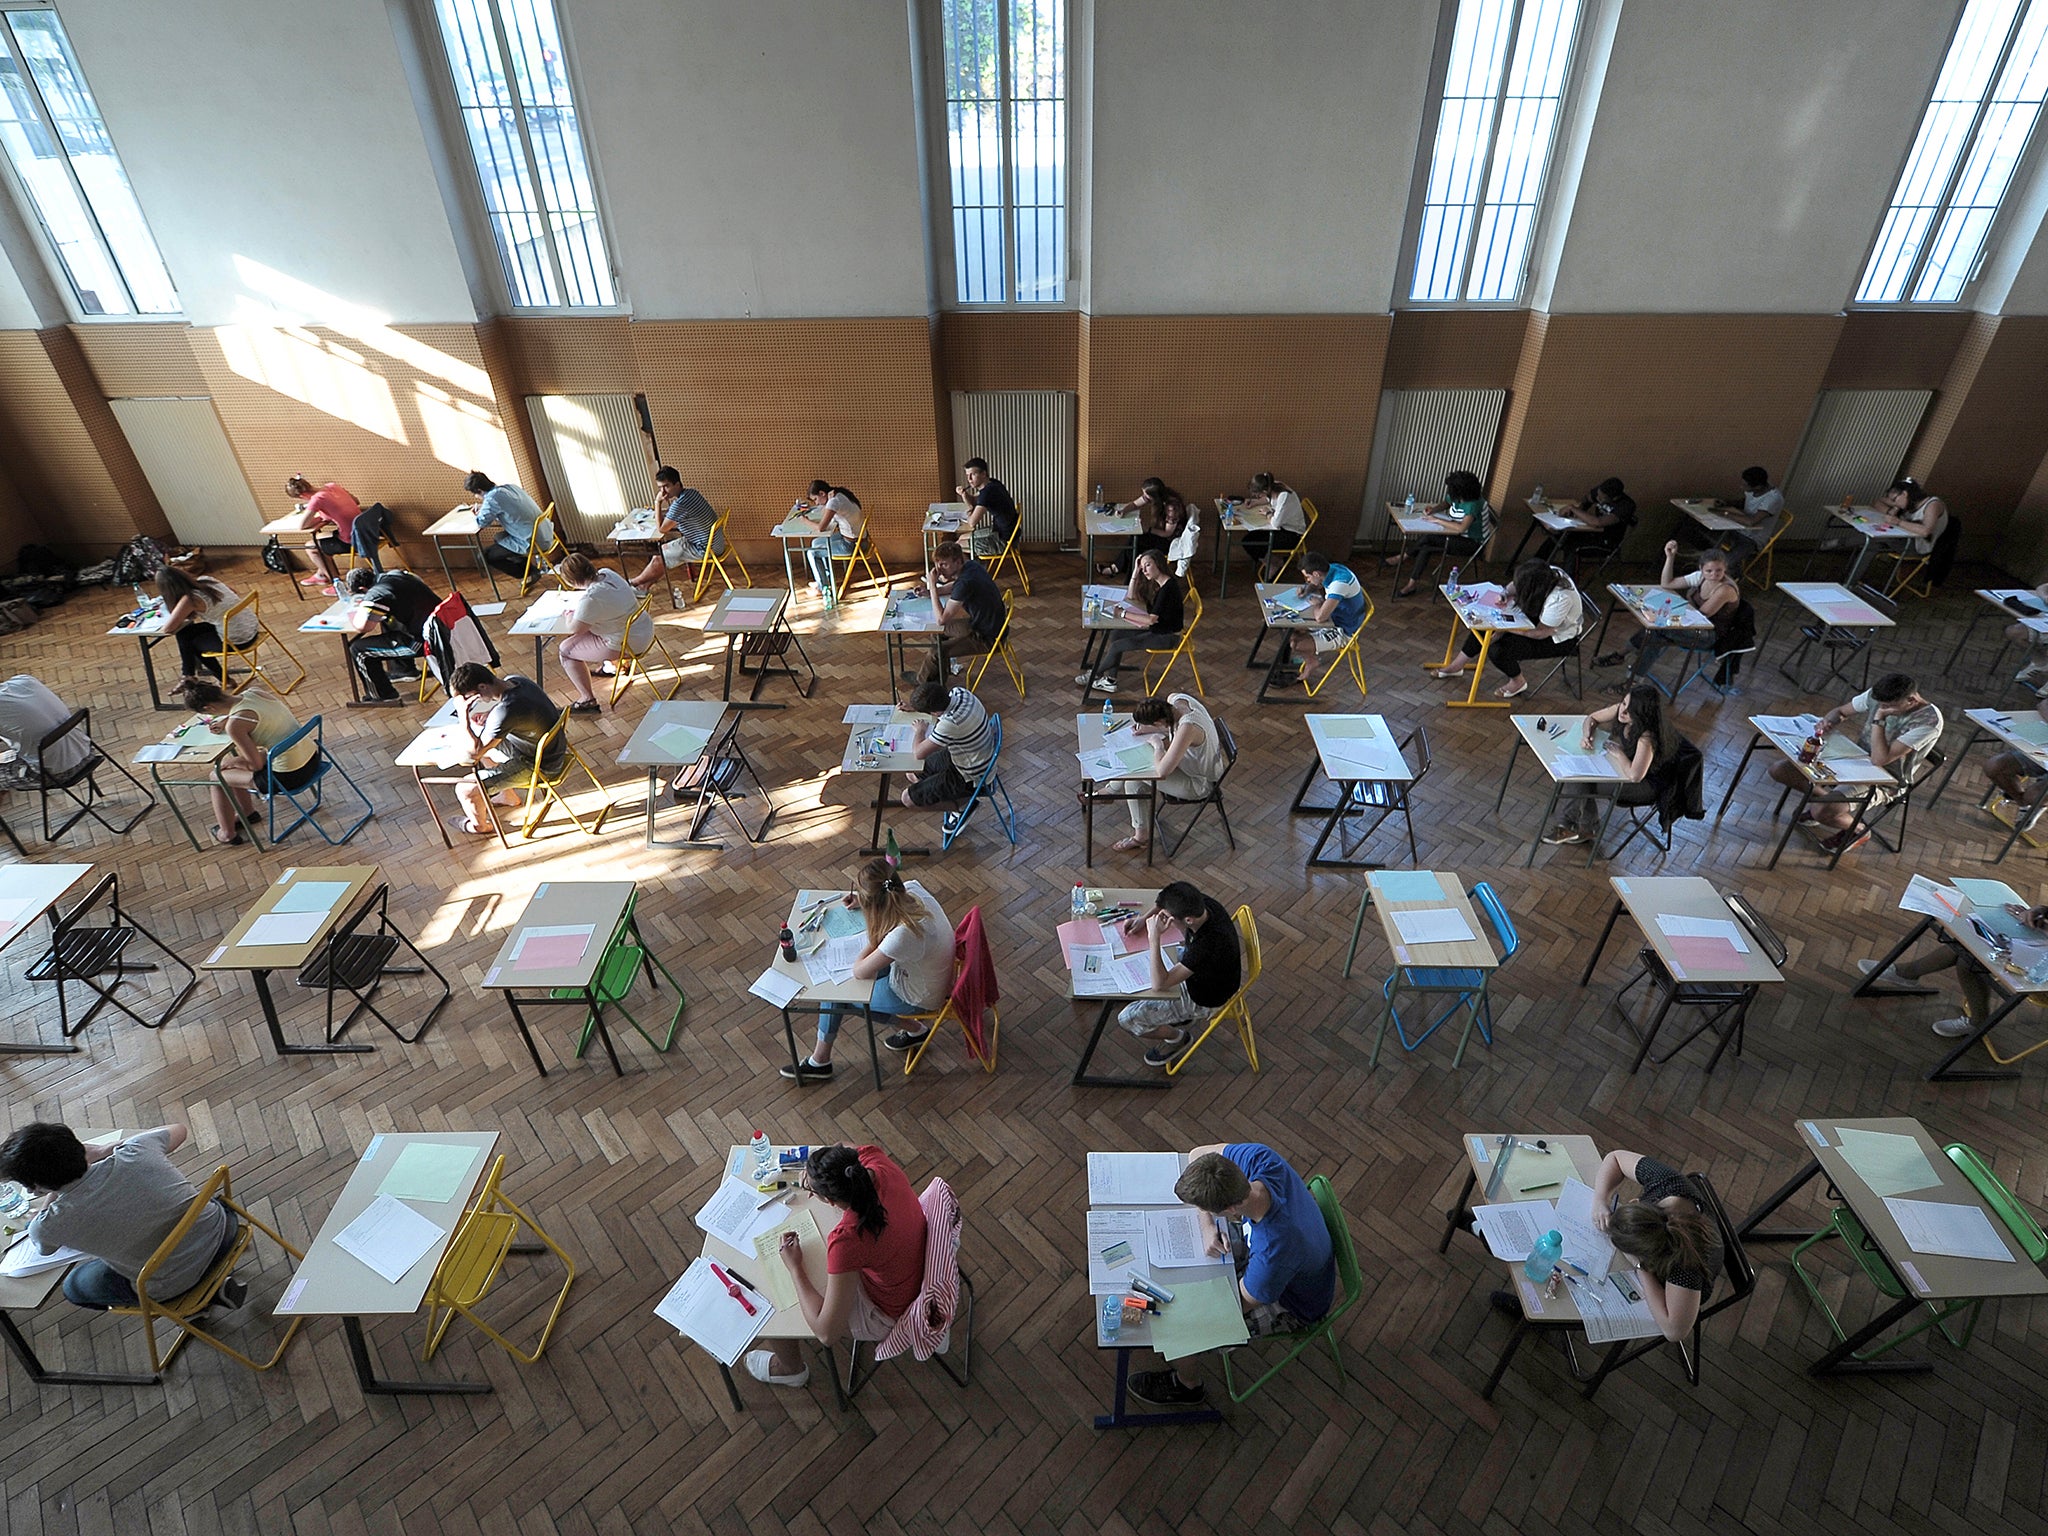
[653, 1257, 773, 1366]
[748, 967, 803, 1008]
[135, 743, 181, 762]
[842, 704, 893, 724]
[1572, 1273, 1661, 1344]
[1551, 752, 1622, 779]
[0, 1238, 85, 1277]
[749, 1207, 825, 1309]
[1883, 1197, 2014, 1261]
[1371, 871, 1443, 903]
[511, 924, 595, 972]
[1087, 1152, 1183, 1206]
[1470, 1201, 1554, 1262]
[1391, 908, 1476, 946]
[273, 880, 351, 915]
[1145, 1208, 1212, 1269]
[1554, 1179, 1617, 1278]
[1069, 945, 1120, 995]
[694, 1177, 788, 1248]
[332, 1194, 444, 1284]
[1899, 874, 1963, 919]
[1835, 1127, 1941, 1197]
[647, 722, 711, 760]
[1655, 915, 1750, 952]
[238, 910, 327, 948]
[1087, 1208, 1148, 1294]
[802, 934, 864, 986]
[376, 1143, 479, 1205]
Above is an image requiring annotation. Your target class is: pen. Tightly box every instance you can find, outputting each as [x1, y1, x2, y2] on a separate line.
[1559, 1258, 1590, 1277]
[708, 1261, 756, 1315]
[755, 1185, 789, 1207]
[1521, 1181, 1561, 1194]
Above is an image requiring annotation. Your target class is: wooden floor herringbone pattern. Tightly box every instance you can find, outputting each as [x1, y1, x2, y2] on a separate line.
[2, 546, 2045, 1536]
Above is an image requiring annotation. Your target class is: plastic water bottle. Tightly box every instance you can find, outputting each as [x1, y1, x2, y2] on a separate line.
[1404, 492, 1415, 515]
[1094, 483, 1105, 509]
[1447, 565, 1461, 597]
[1523, 1229, 1564, 1283]
[750, 1129, 775, 1188]
[1072, 882, 1087, 918]
[1103, 697, 1115, 733]
[1099, 1293, 1122, 1341]
[1532, 483, 1544, 506]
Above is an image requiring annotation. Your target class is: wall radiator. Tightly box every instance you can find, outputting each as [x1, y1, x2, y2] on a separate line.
[1781, 389, 1932, 545]
[523, 393, 658, 546]
[107, 396, 266, 546]
[949, 389, 1076, 545]
[1357, 388, 1507, 545]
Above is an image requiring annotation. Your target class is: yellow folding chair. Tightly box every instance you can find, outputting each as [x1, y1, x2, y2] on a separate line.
[897, 908, 1001, 1077]
[513, 711, 615, 838]
[1142, 588, 1206, 697]
[108, 1166, 306, 1375]
[689, 508, 752, 603]
[201, 590, 307, 697]
[608, 595, 680, 704]
[423, 1155, 576, 1365]
[1166, 905, 1260, 1076]
[832, 525, 892, 603]
[966, 588, 1026, 698]
[1301, 592, 1373, 699]
[986, 519, 1032, 595]
[520, 505, 568, 595]
[1266, 497, 1319, 583]
[1741, 519, 1789, 590]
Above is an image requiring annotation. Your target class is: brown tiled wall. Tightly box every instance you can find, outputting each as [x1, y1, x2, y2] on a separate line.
[1822, 311, 1976, 390]
[0, 331, 138, 554]
[1383, 309, 1525, 389]
[71, 322, 209, 397]
[39, 327, 169, 543]
[1909, 314, 2048, 559]
[938, 311, 1081, 392]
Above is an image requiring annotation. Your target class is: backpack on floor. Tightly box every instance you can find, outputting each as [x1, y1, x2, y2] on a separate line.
[112, 535, 166, 586]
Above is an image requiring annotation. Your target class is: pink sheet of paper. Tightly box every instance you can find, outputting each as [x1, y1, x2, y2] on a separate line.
[1056, 918, 1105, 966]
[512, 933, 592, 972]
[1056, 915, 1187, 963]
[1665, 935, 1743, 974]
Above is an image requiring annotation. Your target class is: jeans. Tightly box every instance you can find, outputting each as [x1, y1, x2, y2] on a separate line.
[819, 971, 919, 1048]
[174, 621, 224, 680]
[1098, 631, 1175, 679]
[350, 633, 421, 699]
[62, 1200, 240, 1310]
[807, 534, 855, 592]
[1460, 630, 1577, 679]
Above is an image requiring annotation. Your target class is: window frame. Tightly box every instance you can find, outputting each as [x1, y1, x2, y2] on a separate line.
[0, 4, 179, 320]
[924, 0, 1074, 311]
[1396, 0, 1591, 310]
[1851, 0, 2048, 308]
[423, 0, 625, 315]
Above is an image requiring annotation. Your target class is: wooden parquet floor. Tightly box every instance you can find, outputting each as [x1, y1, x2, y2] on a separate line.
[3, 549, 2047, 1536]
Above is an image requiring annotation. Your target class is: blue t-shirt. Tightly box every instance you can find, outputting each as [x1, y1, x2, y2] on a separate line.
[1227, 1142, 1335, 1320]
[477, 484, 544, 555]
[1320, 564, 1366, 635]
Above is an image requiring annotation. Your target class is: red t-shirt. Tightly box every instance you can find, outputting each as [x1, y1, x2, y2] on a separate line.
[823, 1145, 926, 1317]
[307, 484, 360, 541]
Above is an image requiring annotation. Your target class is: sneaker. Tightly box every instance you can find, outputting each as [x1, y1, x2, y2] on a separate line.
[346, 696, 405, 708]
[1594, 651, 1626, 668]
[941, 811, 964, 837]
[1541, 826, 1586, 845]
[883, 1027, 932, 1052]
[213, 1275, 249, 1312]
[1074, 671, 1097, 686]
[298, 574, 330, 587]
[1931, 1016, 1974, 1039]
[1127, 1369, 1206, 1407]
[778, 1057, 835, 1081]
[1821, 829, 1870, 856]
[1857, 958, 1910, 988]
[743, 1350, 810, 1387]
[1091, 676, 1118, 693]
[950, 660, 965, 675]
[569, 699, 602, 715]
[1143, 1029, 1192, 1068]
[1488, 1289, 1523, 1320]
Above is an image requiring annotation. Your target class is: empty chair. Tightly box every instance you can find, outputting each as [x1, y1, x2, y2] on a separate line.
[1607, 889, 1783, 1072]
[1366, 881, 1518, 1069]
[422, 1155, 576, 1365]
[0, 707, 151, 855]
[23, 872, 200, 1045]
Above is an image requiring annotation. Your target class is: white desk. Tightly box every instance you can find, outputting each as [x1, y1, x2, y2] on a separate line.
[1432, 583, 1535, 709]
[1290, 713, 1416, 867]
[424, 504, 501, 598]
[1493, 714, 1626, 866]
[619, 699, 762, 850]
[1773, 582, 1894, 693]
[1714, 712, 1899, 870]
[508, 588, 579, 682]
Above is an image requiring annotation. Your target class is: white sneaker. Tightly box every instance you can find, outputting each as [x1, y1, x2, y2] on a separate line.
[744, 1349, 809, 1387]
[1074, 671, 1096, 686]
[1857, 958, 1907, 988]
[1091, 676, 1118, 693]
[1931, 1016, 1974, 1038]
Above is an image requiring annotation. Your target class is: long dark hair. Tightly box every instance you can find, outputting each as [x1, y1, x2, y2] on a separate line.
[807, 1145, 887, 1238]
[1609, 1199, 1712, 1287]
[1620, 681, 1679, 764]
[1510, 559, 1563, 618]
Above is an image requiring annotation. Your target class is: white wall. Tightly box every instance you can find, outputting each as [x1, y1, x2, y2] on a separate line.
[57, 0, 475, 327]
[1088, 0, 1439, 313]
[0, 247, 42, 330]
[1547, 0, 1965, 313]
[571, 0, 928, 318]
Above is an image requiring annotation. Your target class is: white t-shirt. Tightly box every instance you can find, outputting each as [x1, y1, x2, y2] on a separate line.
[877, 887, 954, 1011]
[1849, 689, 1943, 769]
[1539, 582, 1584, 642]
[817, 492, 862, 540]
[573, 568, 643, 648]
[0, 674, 89, 775]
[1269, 489, 1307, 534]
[193, 583, 259, 645]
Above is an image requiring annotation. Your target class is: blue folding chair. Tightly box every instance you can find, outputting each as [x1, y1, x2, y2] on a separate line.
[1370, 881, 1518, 1069]
[941, 713, 1018, 852]
[262, 715, 374, 845]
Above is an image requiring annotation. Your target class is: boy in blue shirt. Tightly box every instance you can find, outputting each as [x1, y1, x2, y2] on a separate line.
[1271, 552, 1366, 687]
[1128, 1142, 1336, 1408]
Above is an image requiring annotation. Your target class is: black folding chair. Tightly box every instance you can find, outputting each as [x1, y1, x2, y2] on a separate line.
[0, 710, 152, 855]
[292, 884, 450, 1046]
[17, 873, 200, 1049]
[669, 705, 776, 845]
[1608, 891, 1783, 1072]
[1154, 716, 1238, 859]
[1780, 584, 1895, 692]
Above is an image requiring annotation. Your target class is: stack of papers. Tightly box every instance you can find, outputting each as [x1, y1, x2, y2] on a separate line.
[842, 704, 894, 725]
[1572, 1272, 1661, 1344]
[1655, 914, 1752, 973]
[376, 1143, 480, 1205]
[1390, 908, 1475, 946]
[654, 1257, 774, 1365]
[747, 967, 804, 1007]
[0, 1237, 83, 1277]
[1550, 752, 1621, 779]
[333, 1195, 445, 1284]
[1883, 1198, 2014, 1262]
[802, 934, 864, 985]
[1899, 875, 1963, 919]
[694, 1177, 793, 1248]
[749, 1206, 825, 1309]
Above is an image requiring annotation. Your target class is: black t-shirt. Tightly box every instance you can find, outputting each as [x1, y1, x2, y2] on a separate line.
[363, 570, 439, 641]
[1147, 575, 1184, 637]
[974, 478, 1019, 539]
[1632, 1154, 1723, 1298]
[952, 559, 1005, 642]
[1179, 896, 1242, 1007]
[484, 674, 563, 762]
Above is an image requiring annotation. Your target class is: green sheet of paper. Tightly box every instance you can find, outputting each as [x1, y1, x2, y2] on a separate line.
[1322, 718, 1382, 739]
[822, 904, 864, 939]
[1372, 871, 1443, 903]
[273, 880, 352, 914]
[377, 1143, 480, 1205]
[649, 722, 711, 760]
[1836, 1128, 1941, 1197]
[1953, 878, 2024, 911]
[1150, 1275, 1251, 1361]
[749, 1206, 824, 1310]
[1499, 1141, 1571, 1194]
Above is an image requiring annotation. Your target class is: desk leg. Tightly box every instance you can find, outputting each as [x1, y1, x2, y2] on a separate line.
[415, 767, 454, 850]
[780, 1003, 808, 1080]
[1093, 1344, 1222, 1429]
[864, 1001, 882, 1093]
[1083, 780, 1095, 867]
[503, 995, 549, 1078]
[0, 1310, 159, 1385]
[1764, 786, 1808, 870]
[1809, 1295, 1931, 1377]
[1738, 1156, 1824, 1241]
[472, 532, 502, 599]
[1438, 1168, 1478, 1254]
[1448, 632, 1509, 708]
[253, 970, 372, 1056]
[139, 636, 177, 711]
[584, 982, 625, 1076]
[1526, 784, 1563, 868]
[1851, 916, 1942, 998]
[1928, 989, 2027, 1083]
[1578, 898, 1625, 985]
[1304, 778, 1354, 867]
[343, 1315, 491, 1396]
[1483, 1316, 1533, 1400]
[532, 634, 545, 685]
[860, 773, 929, 858]
[717, 1359, 745, 1413]
[1071, 999, 1170, 1089]
[433, 533, 455, 594]
[721, 634, 737, 701]
[1493, 735, 1525, 814]
[1714, 733, 1766, 819]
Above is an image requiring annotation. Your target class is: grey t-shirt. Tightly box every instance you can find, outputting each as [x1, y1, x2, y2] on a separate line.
[31, 1129, 227, 1296]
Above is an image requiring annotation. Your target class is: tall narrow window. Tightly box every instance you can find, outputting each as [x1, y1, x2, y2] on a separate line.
[939, 0, 1067, 305]
[1858, 0, 2048, 304]
[0, 10, 175, 316]
[432, 0, 615, 309]
[1410, 0, 1582, 304]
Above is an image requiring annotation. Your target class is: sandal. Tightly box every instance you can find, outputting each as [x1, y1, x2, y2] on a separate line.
[1495, 681, 1529, 699]
[1112, 834, 1147, 852]
[209, 826, 243, 847]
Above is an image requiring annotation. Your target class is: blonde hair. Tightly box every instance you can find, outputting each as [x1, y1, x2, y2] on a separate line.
[557, 552, 598, 585]
[853, 857, 925, 949]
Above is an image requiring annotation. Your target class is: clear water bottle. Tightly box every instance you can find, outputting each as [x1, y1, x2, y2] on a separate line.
[750, 1128, 775, 1187]
[1447, 565, 1461, 596]
[133, 584, 149, 613]
[1102, 697, 1115, 733]
[1404, 492, 1415, 515]
[1094, 483, 1105, 508]
[1523, 1228, 1563, 1282]
[1072, 882, 1087, 918]
[1532, 483, 1544, 507]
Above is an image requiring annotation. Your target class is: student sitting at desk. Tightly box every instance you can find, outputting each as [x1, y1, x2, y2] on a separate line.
[340, 565, 436, 705]
[155, 567, 258, 682]
[282, 474, 362, 591]
[176, 675, 319, 847]
[0, 674, 90, 790]
[1114, 880, 1241, 1069]
[1431, 559, 1583, 700]
[1677, 465, 1784, 566]
[555, 553, 649, 714]
[1236, 472, 1306, 578]
[1593, 542, 1741, 683]
[792, 479, 863, 596]
[2002, 582, 2048, 690]
[1112, 477, 1188, 576]
[464, 470, 547, 577]
[0, 1121, 247, 1315]
[746, 1143, 927, 1388]
[1536, 477, 1635, 566]
[1391, 470, 1491, 597]
[897, 680, 995, 823]
[785, 859, 953, 1079]
[1126, 1142, 1335, 1408]
[910, 540, 1003, 682]
[1984, 697, 2048, 816]
[1765, 672, 1943, 855]
[1860, 900, 2048, 1039]
[1102, 695, 1221, 853]
[1269, 551, 1366, 687]
[957, 456, 1018, 559]
[447, 662, 565, 835]
[1543, 682, 1677, 846]
[627, 467, 719, 594]
[1077, 549, 1184, 694]
[1878, 476, 1949, 556]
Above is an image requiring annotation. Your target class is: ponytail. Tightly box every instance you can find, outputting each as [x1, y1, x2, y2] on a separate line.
[807, 1145, 887, 1239]
[1609, 1199, 1712, 1285]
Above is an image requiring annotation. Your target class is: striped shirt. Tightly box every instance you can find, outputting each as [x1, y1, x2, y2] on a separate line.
[932, 687, 995, 777]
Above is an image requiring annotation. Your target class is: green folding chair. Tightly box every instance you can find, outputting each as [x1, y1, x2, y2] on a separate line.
[553, 893, 685, 1059]
[1789, 1142, 2048, 1360]
[1218, 1175, 1360, 1403]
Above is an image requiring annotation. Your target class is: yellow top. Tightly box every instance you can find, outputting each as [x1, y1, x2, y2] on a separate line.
[228, 691, 316, 773]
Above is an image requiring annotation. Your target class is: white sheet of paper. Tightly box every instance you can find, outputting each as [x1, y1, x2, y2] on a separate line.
[1883, 1198, 2014, 1262]
[1470, 1201, 1554, 1262]
[1087, 1208, 1149, 1294]
[1144, 1207, 1211, 1269]
[135, 743, 181, 762]
[842, 704, 893, 724]
[1572, 1273, 1662, 1344]
[802, 934, 864, 986]
[748, 967, 803, 1008]
[1550, 752, 1622, 778]
[653, 1257, 774, 1366]
[693, 1177, 787, 1247]
[1391, 908, 1476, 946]
[1321, 744, 1405, 777]
[1554, 1179, 1617, 1278]
[1070, 944, 1120, 995]
[238, 910, 326, 948]
[1111, 953, 1156, 995]
[0, 1238, 85, 1277]
[331, 1194, 444, 1284]
[1900, 874, 1963, 919]
[1087, 1152, 1184, 1206]
[724, 596, 777, 614]
[1654, 915, 1750, 953]
[472, 601, 508, 616]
